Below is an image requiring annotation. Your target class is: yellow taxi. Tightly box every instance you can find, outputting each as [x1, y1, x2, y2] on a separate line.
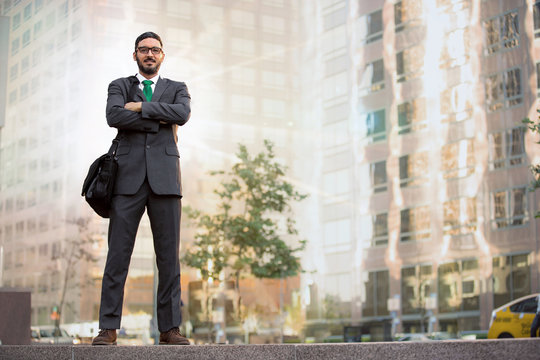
[488, 293, 539, 339]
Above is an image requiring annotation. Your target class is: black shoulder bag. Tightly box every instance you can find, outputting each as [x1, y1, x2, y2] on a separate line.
[81, 138, 119, 218]
[82, 76, 139, 218]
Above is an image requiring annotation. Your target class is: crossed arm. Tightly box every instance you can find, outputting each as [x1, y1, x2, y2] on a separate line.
[106, 80, 191, 132]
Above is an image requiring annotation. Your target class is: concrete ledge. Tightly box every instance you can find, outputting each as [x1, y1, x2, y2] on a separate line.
[1, 339, 539, 360]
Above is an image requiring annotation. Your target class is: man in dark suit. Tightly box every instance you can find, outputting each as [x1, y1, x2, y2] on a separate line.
[92, 32, 191, 346]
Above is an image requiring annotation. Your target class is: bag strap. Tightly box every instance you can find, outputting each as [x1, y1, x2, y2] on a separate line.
[107, 137, 120, 157]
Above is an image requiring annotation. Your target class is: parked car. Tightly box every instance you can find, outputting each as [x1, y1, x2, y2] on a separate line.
[396, 333, 431, 342]
[31, 326, 81, 345]
[488, 293, 539, 339]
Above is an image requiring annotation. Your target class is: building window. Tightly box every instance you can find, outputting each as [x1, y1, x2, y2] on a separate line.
[262, 71, 285, 89]
[440, 82, 473, 123]
[443, 197, 477, 236]
[4, 252, 12, 269]
[485, 67, 522, 112]
[231, 67, 256, 86]
[10, 64, 19, 81]
[323, 168, 351, 203]
[483, 10, 519, 55]
[535, 2, 540, 38]
[11, 38, 20, 55]
[399, 152, 428, 187]
[360, 9, 383, 44]
[21, 56, 29, 73]
[35, 0, 44, 14]
[51, 242, 61, 259]
[488, 127, 526, 170]
[24, 3, 32, 20]
[22, 30, 31, 47]
[38, 274, 48, 293]
[371, 212, 388, 246]
[12, 13, 21, 30]
[325, 273, 352, 305]
[9, 90, 18, 105]
[370, 160, 387, 193]
[58, 1, 69, 18]
[262, 15, 285, 34]
[441, 138, 475, 179]
[323, 218, 351, 252]
[71, 21, 82, 40]
[231, 10, 256, 30]
[492, 253, 531, 308]
[323, 72, 348, 101]
[46, 11, 55, 30]
[363, 270, 389, 317]
[33, 20, 42, 39]
[322, 25, 347, 55]
[323, 120, 348, 148]
[359, 58, 384, 96]
[396, 44, 424, 82]
[231, 38, 255, 56]
[20, 83, 29, 99]
[397, 98, 426, 135]
[394, 0, 422, 33]
[491, 187, 528, 229]
[363, 109, 386, 143]
[262, 99, 285, 119]
[38, 244, 48, 257]
[231, 94, 255, 115]
[400, 205, 430, 242]
[401, 265, 432, 315]
[438, 259, 480, 313]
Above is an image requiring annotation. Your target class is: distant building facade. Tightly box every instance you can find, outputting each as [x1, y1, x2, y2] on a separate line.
[300, 0, 540, 341]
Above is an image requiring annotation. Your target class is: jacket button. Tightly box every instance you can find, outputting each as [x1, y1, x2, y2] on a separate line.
[146, 145, 150, 149]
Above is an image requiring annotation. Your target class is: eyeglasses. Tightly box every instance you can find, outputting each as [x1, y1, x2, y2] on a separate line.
[136, 47, 163, 55]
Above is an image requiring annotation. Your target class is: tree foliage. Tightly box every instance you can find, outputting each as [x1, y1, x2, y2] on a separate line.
[183, 139, 307, 289]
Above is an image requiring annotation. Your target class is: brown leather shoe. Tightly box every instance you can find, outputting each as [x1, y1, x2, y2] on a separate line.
[159, 327, 190, 345]
[92, 329, 117, 345]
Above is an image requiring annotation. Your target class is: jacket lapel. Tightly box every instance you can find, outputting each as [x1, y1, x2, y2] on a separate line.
[152, 77, 168, 102]
[127, 76, 145, 102]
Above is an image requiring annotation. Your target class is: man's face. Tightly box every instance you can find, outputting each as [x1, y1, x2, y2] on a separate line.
[133, 38, 164, 76]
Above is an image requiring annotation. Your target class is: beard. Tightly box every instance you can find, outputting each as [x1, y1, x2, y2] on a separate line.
[136, 57, 160, 76]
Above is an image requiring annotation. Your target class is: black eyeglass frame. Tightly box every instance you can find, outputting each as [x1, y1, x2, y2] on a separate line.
[136, 47, 163, 55]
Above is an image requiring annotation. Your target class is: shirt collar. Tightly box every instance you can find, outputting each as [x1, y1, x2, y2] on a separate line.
[136, 73, 160, 84]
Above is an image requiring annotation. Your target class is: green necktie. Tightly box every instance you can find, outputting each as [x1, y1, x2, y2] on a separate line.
[142, 80, 153, 102]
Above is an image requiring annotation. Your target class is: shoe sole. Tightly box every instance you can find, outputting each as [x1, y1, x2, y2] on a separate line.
[92, 341, 117, 346]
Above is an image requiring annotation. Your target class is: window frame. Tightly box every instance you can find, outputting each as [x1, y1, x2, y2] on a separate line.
[483, 9, 520, 55]
[400, 204, 431, 243]
[371, 212, 389, 247]
[490, 186, 528, 229]
[399, 151, 428, 188]
[485, 67, 522, 112]
[363, 108, 386, 143]
[488, 126, 526, 170]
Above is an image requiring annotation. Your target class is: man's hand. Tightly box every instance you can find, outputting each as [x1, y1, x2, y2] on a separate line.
[124, 102, 142, 112]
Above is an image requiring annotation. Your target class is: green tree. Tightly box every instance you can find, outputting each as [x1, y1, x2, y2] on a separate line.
[523, 114, 540, 217]
[52, 217, 98, 334]
[183, 140, 307, 324]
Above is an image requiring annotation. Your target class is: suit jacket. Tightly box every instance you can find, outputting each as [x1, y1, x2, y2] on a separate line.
[106, 75, 191, 196]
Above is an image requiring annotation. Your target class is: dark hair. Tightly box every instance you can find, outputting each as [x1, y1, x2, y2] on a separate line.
[134, 32, 163, 50]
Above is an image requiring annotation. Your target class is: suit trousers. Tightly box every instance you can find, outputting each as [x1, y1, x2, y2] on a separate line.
[98, 179, 182, 332]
